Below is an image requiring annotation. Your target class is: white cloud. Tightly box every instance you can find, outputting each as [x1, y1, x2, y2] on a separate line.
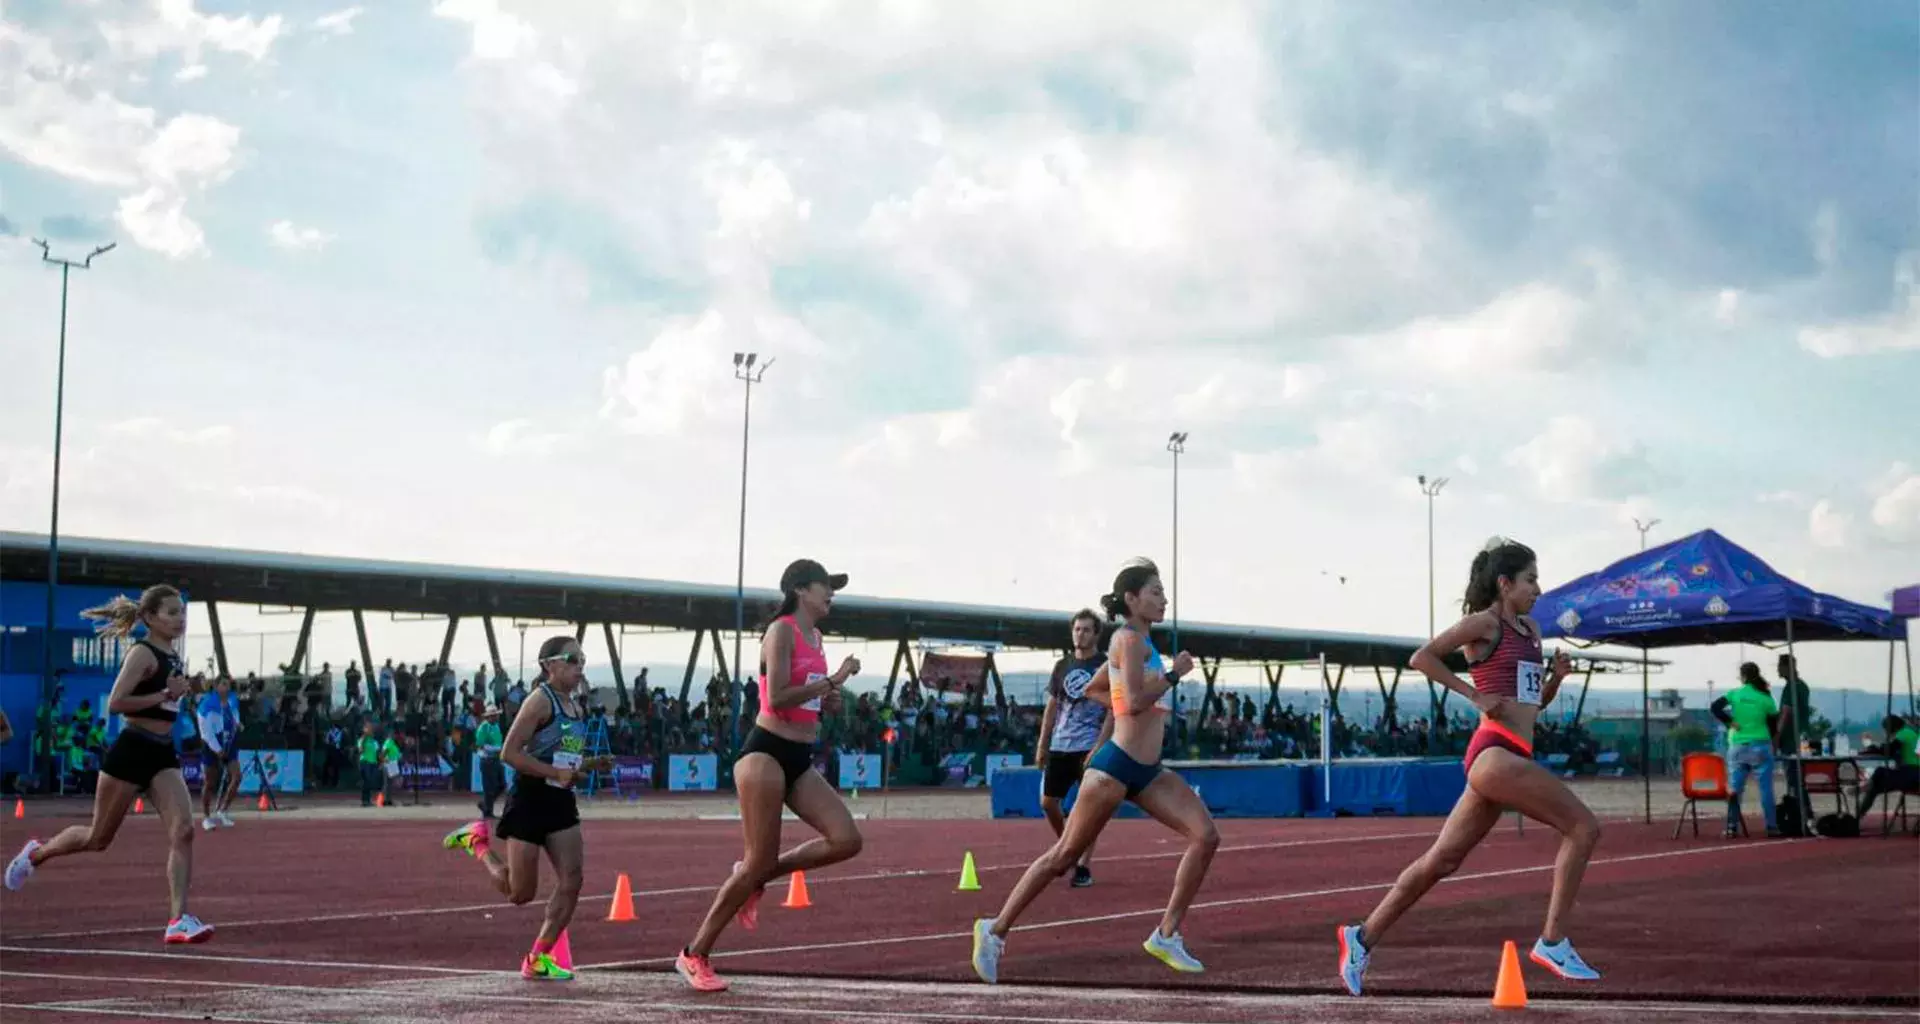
[1504, 415, 1655, 502]
[1868, 462, 1920, 543]
[1810, 203, 1839, 269]
[313, 7, 364, 37]
[175, 63, 208, 82]
[0, 16, 246, 259]
[1713, 288, 1740, 324]
[268, 220, 335, 252]
[98, 1, 284, 65]
[477, 419, 571, 457]
[101, 417, 233, 447]
[1797, 251, 1920, 357]
[1808, 498, 1852, 549]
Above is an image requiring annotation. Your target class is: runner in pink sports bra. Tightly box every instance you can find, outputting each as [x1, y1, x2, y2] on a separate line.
[1337, 537, 1601, 997]
[677, 558, 864, 994]
[762, 613, 831, 728]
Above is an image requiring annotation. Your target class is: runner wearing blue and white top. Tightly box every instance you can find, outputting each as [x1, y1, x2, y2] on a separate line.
[196, 678, 242, 830]
[1036, 609, 1110, 888]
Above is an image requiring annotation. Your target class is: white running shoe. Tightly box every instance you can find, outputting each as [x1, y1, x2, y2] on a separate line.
[1336, 924, 1370, 996]
[5, 839, 40, 891]
[164, 913, 215, 945]
[217, 813, 235, 827]
[1530, 937, 1601, 981]
[201, 817, 218, 832]
[971, 918, 1004, 984]
[1143, 927, 1205, 973]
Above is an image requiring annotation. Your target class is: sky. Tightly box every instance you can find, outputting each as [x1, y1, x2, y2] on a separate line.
[1, 1, 1916, 710]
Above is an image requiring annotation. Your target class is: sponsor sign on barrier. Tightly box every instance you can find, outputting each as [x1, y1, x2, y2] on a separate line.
[610, 755, 654, 788]
[984, 753, 1023, 781]
[837, 751, 881, 790]
[237, 749, 305, 794]
[398, 754, 455, 791]
[669, 753, 718, 792]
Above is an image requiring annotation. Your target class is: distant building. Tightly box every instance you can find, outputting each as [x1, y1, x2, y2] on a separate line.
[1583, 688, 1720, 774]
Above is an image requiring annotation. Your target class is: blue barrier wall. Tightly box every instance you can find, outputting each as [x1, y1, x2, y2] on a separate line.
[991, 758, 1466, 819]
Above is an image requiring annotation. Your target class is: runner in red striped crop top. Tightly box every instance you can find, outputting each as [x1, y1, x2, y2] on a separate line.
[1337, 537, 1603, 997]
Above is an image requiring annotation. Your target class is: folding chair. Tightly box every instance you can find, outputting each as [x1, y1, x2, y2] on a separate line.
[1674, 752, 1744, 839]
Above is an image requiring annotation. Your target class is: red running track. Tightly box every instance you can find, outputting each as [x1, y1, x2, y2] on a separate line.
[1, 810, 1915, 1022]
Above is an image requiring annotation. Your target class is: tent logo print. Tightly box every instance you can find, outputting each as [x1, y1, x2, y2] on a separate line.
[1705, 596, 1730, 617]
[1556, 608, 1581, 632]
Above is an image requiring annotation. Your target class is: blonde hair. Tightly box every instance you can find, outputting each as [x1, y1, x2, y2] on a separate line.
[80, 585, 180, 638]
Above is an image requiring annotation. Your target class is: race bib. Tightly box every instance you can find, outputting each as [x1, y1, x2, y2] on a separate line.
[801, 672, 827, 712]
[1516, 661, 1545, 706]
[549, 750, 582, 788]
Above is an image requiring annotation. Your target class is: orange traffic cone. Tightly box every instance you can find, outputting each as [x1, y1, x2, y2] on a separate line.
[551, 930, 573, 971]
[1492, 939, 1528, 1009]
[12, 798, 22, 819]
[134, 797, 145, 814]
[607, 873, 636, 922]
[783, 870, 812, 909]
[257, 792, 270, 811]
[375, 792, 386, 808]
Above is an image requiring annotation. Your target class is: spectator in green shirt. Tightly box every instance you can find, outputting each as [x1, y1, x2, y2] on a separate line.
[356, 722, 382, 807]
[475, 707, 506, 820]
[1711, 663, 1780, 837]
[1857, 715, 1920, 823]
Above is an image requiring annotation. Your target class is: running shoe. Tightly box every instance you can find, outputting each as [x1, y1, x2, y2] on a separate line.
[5, 839, 41, 891]
[971, 918, 1004, 984]
[217, 813, 235, 828]
[1336, 923, 1370, 996]
[1143, 927, 1204, 973]
[1529, 937, 1601, 981]
[676, 949, 729, 992]
[521, 951, 574, 981]
[733, 860, 762, 931]
[1070, 865, 1093, 888]
[164, 914, 215, 944]
[442, 820, 488, 859]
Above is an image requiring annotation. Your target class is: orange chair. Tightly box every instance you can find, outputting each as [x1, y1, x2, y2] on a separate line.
[1673, 752, 1745, 839]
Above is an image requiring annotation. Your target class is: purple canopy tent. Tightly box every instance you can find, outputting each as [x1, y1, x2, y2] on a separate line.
[1536, 529, 1904, 823]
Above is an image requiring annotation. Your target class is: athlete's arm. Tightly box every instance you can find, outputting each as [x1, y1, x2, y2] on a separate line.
[1536, 632, 1570, 706]
[105, 645, 170, 715]
[1035, 695, 1058, 767]
[1410, 612, 1501, 714]
[500, 687, 567, 784]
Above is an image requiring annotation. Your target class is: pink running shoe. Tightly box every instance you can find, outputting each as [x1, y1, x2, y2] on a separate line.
[676, 948, 729, 992]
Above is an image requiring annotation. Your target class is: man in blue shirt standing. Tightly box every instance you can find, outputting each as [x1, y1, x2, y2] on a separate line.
[1034, 610, 1111, 888]
[196, 677, 242, 829]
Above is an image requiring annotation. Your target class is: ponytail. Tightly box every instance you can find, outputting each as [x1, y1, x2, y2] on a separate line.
[1462, 538, 1536, 614]
[762, 591, 800, 630]
[1098, 592, 1127, 620]
[79, 584, 179, 638]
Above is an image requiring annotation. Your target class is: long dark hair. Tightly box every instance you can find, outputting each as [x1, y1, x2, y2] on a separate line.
[1099, 558, 1160, 621]
[1738, 661, 1769, 690]
[1463, 538, 1536, 614]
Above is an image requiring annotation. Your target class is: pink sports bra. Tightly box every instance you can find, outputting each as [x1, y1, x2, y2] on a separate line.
[1468, 616, 1546, 708]
[763, 615, 831, 725]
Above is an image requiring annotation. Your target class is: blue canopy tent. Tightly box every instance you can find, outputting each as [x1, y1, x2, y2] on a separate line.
[1536, 528, 1904, 823]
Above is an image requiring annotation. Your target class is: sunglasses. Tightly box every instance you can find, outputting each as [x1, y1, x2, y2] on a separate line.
[541, 652, 586, 666]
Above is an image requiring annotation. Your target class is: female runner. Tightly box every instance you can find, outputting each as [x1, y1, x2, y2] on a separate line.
[443, 636, 609, 980]
[676, 558, 863, 993]
[1337, 537, 1599, 995]
[971, 557, 1217, 984]
[4, 586, 215, 944]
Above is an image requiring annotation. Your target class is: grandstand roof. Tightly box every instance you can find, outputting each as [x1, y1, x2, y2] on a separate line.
[0, 532, 1654, 669]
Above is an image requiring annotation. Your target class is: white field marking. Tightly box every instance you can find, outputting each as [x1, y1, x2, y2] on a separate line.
[8, 827, 1452, 940]
[581, 840, 1791, 969]
[2, 968, 1911, 1022]
[0, 945, 499, 976]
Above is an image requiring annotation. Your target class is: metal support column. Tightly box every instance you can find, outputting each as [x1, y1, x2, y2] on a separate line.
[288, 608, 317, 673]
[680, 628, 706, 706]
[439, 616, 462, 668]
[483, 617, 505, 677]
[205, 599, 232, 678]
[352, 610, 374, 689]
[603, 623, 629, 710]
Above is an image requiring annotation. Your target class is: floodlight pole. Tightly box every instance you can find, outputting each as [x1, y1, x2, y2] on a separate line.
[732, 352, 773, 758]
[1634, 517, 1661, 551]
[1633, 515, 1658, 821]
[1167, 432, 1187, 733]
[34, 239, 115, 788]
[1418, 475, 1448, 730]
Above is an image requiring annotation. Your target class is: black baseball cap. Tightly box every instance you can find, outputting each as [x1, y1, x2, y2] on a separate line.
[780, 558, 848, 593]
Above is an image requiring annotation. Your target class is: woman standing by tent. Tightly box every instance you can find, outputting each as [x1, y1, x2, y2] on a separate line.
[1336, 538, 1598, 995]
[4, 586, 215, 945]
